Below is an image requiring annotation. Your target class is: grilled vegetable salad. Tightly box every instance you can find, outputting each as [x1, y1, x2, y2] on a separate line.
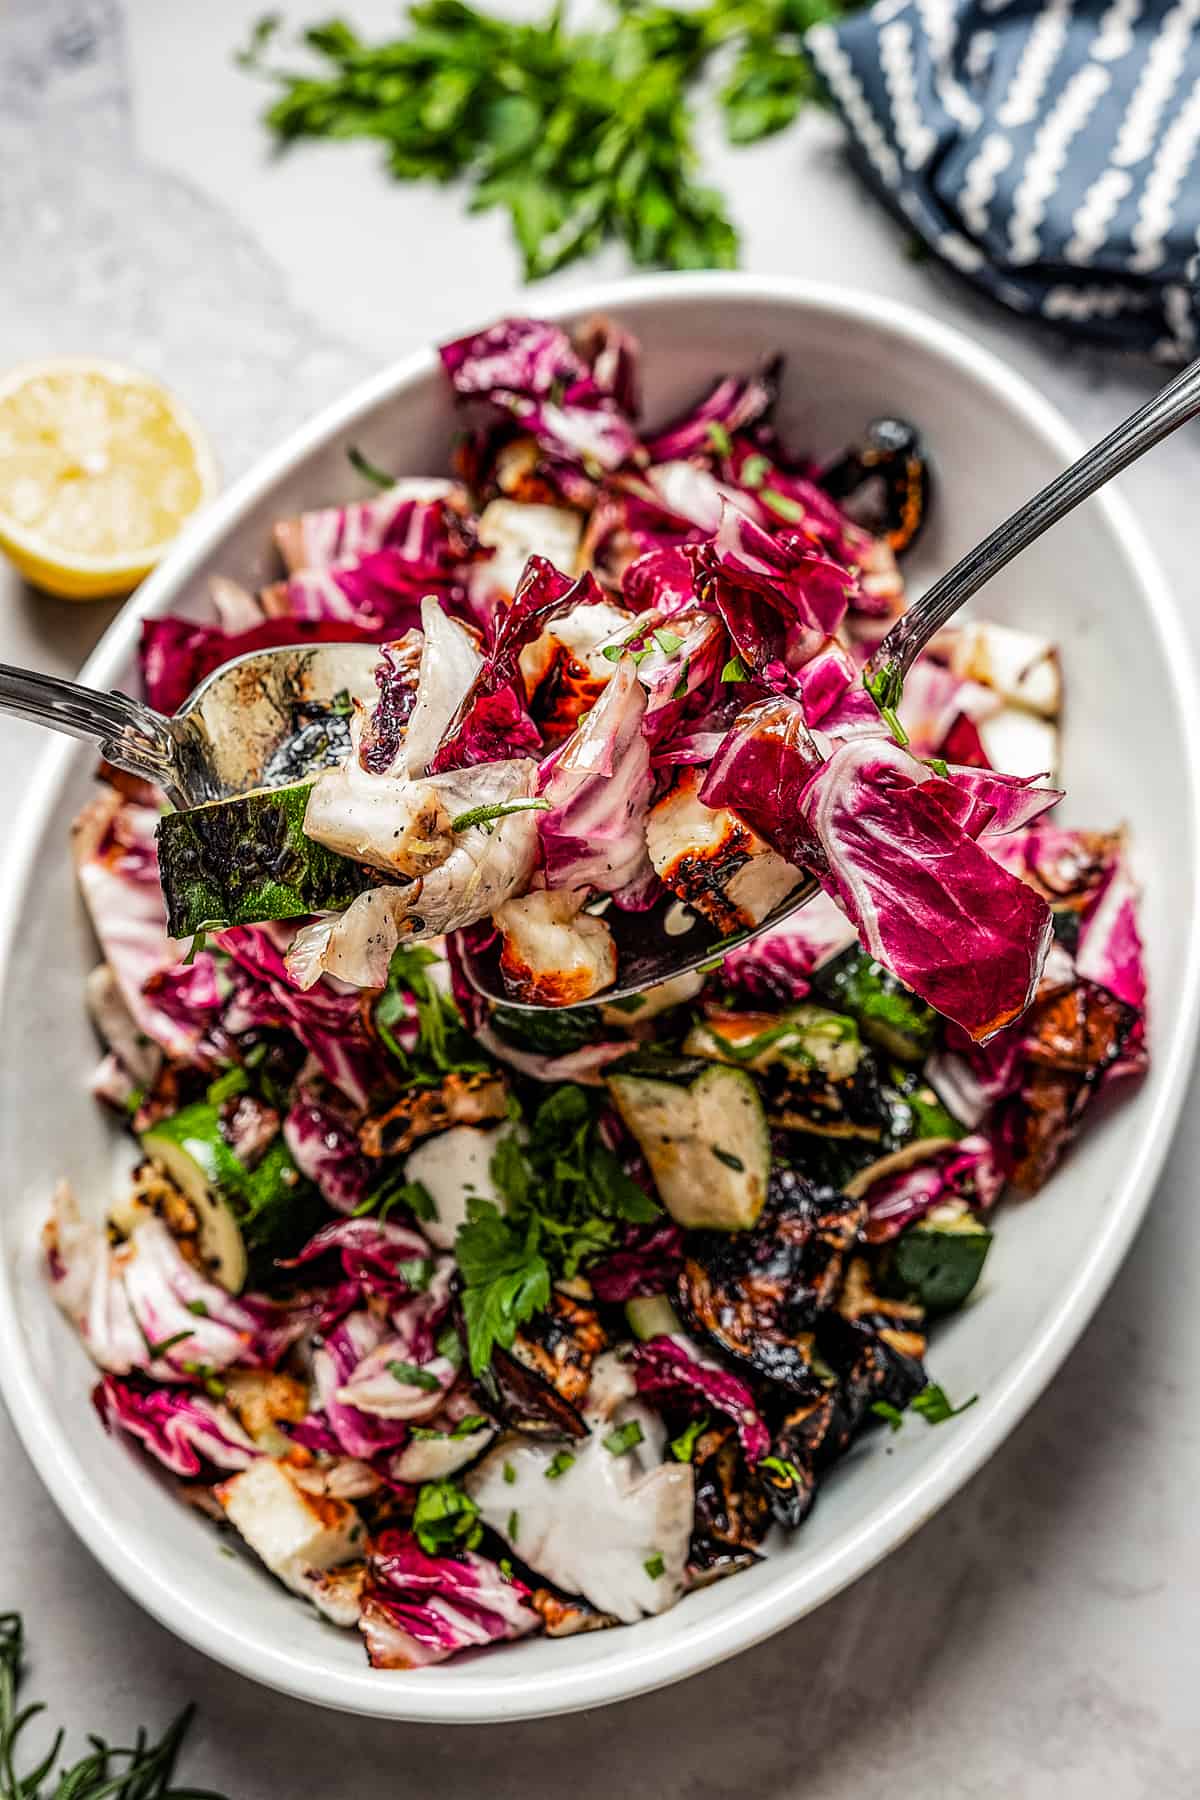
[47, 316, 1148, 1671]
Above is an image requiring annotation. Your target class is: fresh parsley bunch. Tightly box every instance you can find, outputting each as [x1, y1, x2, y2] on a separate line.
[239, 0, 854, 281]
[457, 1084, 659, 1372]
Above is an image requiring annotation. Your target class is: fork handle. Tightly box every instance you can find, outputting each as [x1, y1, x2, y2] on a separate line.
[0, 664, 181, 796]
[866, 352, 1200, 688]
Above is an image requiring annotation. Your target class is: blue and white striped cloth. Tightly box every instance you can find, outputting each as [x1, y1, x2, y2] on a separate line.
[808, 0, 1200, 358]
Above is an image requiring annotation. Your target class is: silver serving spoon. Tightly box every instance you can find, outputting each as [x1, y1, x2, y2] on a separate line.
[0, 640, 384, 808]
[463, 349, 1200, 1010]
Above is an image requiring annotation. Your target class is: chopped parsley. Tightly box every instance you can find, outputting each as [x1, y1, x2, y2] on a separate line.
[411, 1415, 490, 1441]
[871, 1384, 978, 1432]
[643, 1552, 666, 1580]
[758, 1454, 803, 1483]
[739, 453, 770, 489]
[652, 627, 684, 655]
[603, 1419, 645, 1457]
[669, 1416, 709, 1462]
[387, 1359, 443, 1391]
[456, 1084, 658, 1373]
[760, 486, 804, 522]
[712, 1145, 745, 1171]
[720, 654, 750, 683]
[507, 1509, 520, 1542]
[545, 1450, 576, 1480]
[705, 422, 733, 457]
[373, 943, 487, 1083]
[911, 1382, 978, 1424]
[503, 1461, 517, 1486]
[185, 1299, 210, 1318]
[412, 1480, 482, 1556]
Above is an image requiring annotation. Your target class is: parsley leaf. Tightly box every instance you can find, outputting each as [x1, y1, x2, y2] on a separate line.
[373, 943, 487, 1082]
[603, 1419, 645, 1456]
[457, 1199, 552, 1377]
[644, 1552, 666, 1579]
[911, 1382, 978, 1425]
[545, 1450, 576, 1480]
[669, 1415, 709, 1461]
[412, 1480, 483, 1556]
[240, 0, 850, 284]
[870, 1399, 905, 1432]
[387, 1359, 443, 1391]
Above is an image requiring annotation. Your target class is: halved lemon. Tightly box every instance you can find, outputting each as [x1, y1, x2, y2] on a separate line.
[0, 357, 218, 600]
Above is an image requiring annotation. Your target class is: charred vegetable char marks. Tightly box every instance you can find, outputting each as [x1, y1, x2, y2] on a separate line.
[677, 1169, 865, 1390]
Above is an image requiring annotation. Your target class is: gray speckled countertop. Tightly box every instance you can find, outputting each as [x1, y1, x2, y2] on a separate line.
[4, 2, 1200, 1792]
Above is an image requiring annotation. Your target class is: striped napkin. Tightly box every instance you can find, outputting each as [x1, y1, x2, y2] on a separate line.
[807, 0, 1200, 358]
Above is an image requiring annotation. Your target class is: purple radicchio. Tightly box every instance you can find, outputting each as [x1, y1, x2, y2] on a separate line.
[430, 559, 608, 772]
[283, 1092, 375, 1215]
[641, 359, 780, 464]
[686, 503, 856, 682]
[359, 1530, 537, 1669]
[440, 317, 640, 474]
[94, 1373, 259, 1476]
[280, 1218, 442, 1307]
[272, 481, 461, 573]
[858, 1136, 1005, 1244]
[535, 655, 654, 895]
[46, 1186, 304, 1380]
[631, 1335, 771, 1464]
[218, 925, 389, 1110]
[260, 545, 455, 636]
[72, 788, 218, 1066]
[793, 737, 1053, 1040]
[587, 1221, 684, 1302]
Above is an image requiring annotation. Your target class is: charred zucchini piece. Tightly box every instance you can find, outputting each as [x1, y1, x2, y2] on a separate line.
[888, 1205, 993, 1311]
[156, 781, 366, 937]
[606, 1064, 770, 1231]
[624, 1294, 684, 1341]
[813, 949, 937, 1062]
[140, 1100, 316, 1290]
[677, 1169, 865, 1390]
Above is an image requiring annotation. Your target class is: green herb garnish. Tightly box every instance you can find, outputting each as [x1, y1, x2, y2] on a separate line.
[387, 1359, 443, 1391]
[643, 1552, 666, 1579]
[705, 422, 733, 456]
[652, 628, 685, 655]
[240, 0, 848, 284]
[507, 1509, 520, 1542]
[870, 1400, 905, 1432]
[712, 1145, 745, 1171]
[503, 1461, 517, 1486]
[911, 1383, 978, 1424]
[720, 654, 750, 683]
[545, 1450, 576, 1480]
[863, 658, 909, 748]
[412, 1479, 483, 1555]
[0, 1611, 228, 1799]
[346, 444, 397, 490]
[669, 1415, 709, 1462]
[739, 452, 770, 489]
[456, 1085, 658, 1372]
[450, 796, 551, 833]
[603, 1419, 645, 1457]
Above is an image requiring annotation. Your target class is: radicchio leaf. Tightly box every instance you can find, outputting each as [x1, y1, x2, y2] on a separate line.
[359, 1529, 537, 1668]
[94, 1373, 260, 1476]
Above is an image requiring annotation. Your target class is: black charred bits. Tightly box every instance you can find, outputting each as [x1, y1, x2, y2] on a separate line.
[819, 417, 930, 555]
[1001, 979, 1137, 1192]
[511, 1288, 608, 1410]
[677, 1168, 865, 1391]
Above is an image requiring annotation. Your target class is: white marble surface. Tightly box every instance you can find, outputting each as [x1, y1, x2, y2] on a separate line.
[3, 0, 1200, 1791]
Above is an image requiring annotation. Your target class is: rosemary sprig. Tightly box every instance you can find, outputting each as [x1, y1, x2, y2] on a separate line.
[0, 1614, 227, 1800]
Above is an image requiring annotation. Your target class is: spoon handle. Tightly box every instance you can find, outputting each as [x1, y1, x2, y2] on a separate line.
[866, 352, 1200, 690]
[0, 664, 181, 795]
